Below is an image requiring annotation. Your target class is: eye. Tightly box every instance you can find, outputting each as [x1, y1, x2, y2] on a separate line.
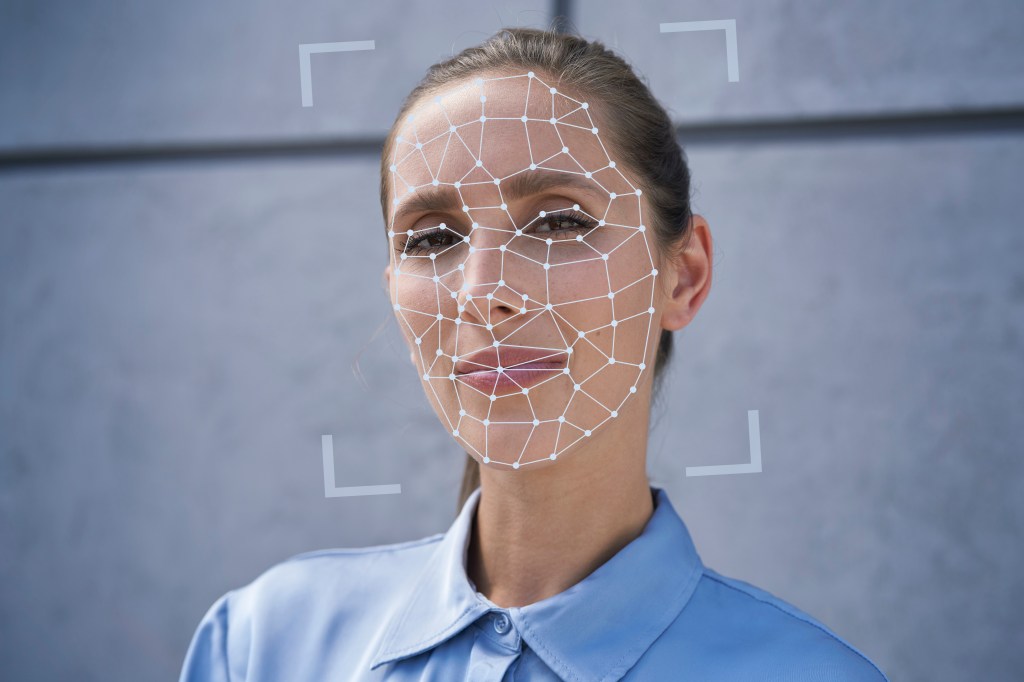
[401, 225, 460, 252]
[532, 210, 598, 237]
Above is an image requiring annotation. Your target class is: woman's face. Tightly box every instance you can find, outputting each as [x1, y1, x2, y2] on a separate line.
[383, 70, 664, 470]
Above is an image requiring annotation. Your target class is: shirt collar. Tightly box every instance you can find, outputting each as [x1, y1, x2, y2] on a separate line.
[369, 484, 704, 681]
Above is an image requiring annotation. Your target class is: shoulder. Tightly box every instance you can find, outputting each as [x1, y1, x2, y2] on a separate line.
[179, 534, 443, 681]
[646, 566, 889, 681]
[229, 532, 444, 623]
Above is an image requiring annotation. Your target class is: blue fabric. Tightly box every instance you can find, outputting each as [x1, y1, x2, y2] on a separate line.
[179, 486, 889, 681]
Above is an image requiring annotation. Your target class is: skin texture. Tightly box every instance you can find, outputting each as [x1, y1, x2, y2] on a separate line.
[382, 68, 713, 608]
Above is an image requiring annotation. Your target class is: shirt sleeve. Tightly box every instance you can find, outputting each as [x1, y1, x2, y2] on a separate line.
[178, 590, 235, 682]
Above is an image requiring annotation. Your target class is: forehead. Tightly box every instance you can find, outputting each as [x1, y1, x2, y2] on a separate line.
[387, 71, 627, 217]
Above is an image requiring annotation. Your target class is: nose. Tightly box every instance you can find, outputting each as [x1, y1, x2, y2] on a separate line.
[456, 228, 522, 329]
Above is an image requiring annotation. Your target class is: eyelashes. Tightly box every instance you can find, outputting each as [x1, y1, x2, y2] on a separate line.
[398, 209, 598, 254]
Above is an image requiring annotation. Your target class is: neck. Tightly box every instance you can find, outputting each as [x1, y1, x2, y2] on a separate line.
[465, 399, 656, 608]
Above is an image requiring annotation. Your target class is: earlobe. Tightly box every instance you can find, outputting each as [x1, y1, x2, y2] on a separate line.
[382, 263, 392, 293]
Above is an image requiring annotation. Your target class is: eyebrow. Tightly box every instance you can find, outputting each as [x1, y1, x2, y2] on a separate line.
[390, 170, 604, 225]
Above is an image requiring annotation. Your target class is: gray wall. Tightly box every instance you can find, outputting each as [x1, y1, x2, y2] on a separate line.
[1, 1, 1021, 680]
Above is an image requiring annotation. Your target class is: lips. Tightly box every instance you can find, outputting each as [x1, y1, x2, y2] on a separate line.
[454, 346, 567, 394]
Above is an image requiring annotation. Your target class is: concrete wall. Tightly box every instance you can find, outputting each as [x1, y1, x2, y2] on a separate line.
[1, 1, 1021, 680]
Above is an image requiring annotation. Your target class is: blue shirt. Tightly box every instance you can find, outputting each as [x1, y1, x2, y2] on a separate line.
[180, 485, 889, 681]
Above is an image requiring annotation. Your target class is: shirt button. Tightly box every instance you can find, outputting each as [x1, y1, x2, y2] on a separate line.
[493, 611, 511, 635]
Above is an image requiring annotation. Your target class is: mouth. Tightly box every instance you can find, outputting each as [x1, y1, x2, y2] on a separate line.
[454, 346, 568, 394]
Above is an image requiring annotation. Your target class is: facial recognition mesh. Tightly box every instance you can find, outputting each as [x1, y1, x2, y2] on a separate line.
[387, 71, 661, 470]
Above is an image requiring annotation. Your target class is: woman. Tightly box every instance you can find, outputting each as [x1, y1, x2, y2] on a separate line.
[180, 27, 889, 681]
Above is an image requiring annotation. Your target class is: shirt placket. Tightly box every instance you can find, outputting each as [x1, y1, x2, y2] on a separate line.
[466, 609, 523, 681]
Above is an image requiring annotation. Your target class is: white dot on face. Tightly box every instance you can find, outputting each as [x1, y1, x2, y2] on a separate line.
[639, 363, 646, 370]
[545, 238, 553, 245]
[455, 319, 462, 326]
[584, 171, 592, 178]
[601, 254, 609, 261]
[483, 419, 490, 426]
[500, 203, 507, 210]
[519, 307, 526, 314]
[550, 87, 557, 94]
[636, 189, 642, 196]
[450, 291, 457, 298]
[415, 142, 422, 149]
[578, 330, 585, 338]
[463, 205, 469, 212]
[436, 313, 443, 320]
[475, 160, 483, 167]
[486, 323, 493, 331]
[513, 461, 520, 469]
[423, 373, 429, 380]
[575, 235, 583, 242]
[393, 303, 401, 310]
[533, 419, 540, 426]
[562, 366, 570, 374]
[498, 279, 505, 287]
[591, 127, 598, 134]
[550, 453, 557, 460]
[466, 294, 473, 300]
[543, 263, 550, 270]
[388, 230, 395, 238]
[598, 219, 605, 226]
[610, 192, 617, 199]
[400, 253, 407, 260]
[609, 161, 616, 168]
[452, 429, 459, 437]
[432, 179, 439, 186]
[483, 456, 490, 463]
[485, 293, 493, 300]
[514, 228, 523, 236]
[611, 320, 618, 327]
[393, 198, 399, 205]
[639, 225, 646, 232]
[652, 268, 659, 276]
[530, 163, 537, 170]
[582, 102, 589, 109]
[611, 411, 618, 418]
[545, 303, 553, 310]
[432, 275, 439, 283]
[480, 96, 486, 103]
[459, 409, 467, 416]
[522, 293, 529, 300]
[585, 429, 592, 436]
[521, 387, 529, 396]
[499, 244, 506, 252]
[489, 394, 496, 402]
[609, 357, 616, 364]
[454, 181, 461, 188]
[648, 306, 655, 314]
[493, 178, 500, 185]
[430, 254, 436, 261]
[630, 386, 637, 393]
[449, 125, 456, 132]
[414, 337, 421, 345]
[539, 210, 547, 218]
[549, 117, 556, 124]
[492, 340, 500, 347]
[521, 115, 528, 122]
[528, 71, 535, 78]
[561, 146, 569, 153]
[468, 246, 475, 253]
[389, 164, 397, 172]
[449, 373, 455, 380]
[574, 384, 581, 391]
[608, 292, 615, 299]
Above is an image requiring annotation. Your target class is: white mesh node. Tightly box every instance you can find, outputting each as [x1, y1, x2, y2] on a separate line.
[386, 71, 659, 470]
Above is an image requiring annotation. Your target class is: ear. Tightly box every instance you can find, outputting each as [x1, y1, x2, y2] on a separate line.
[660, 214, 713, 332]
